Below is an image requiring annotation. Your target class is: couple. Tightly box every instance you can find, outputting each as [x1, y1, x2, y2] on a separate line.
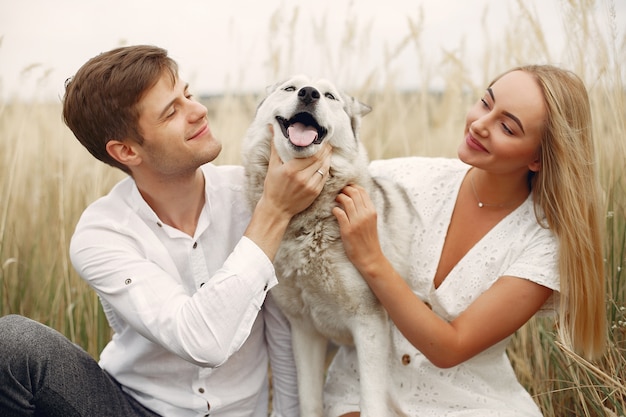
[0, 45, 606, 417]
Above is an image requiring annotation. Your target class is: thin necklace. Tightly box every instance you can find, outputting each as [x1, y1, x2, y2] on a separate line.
[469, 169, 512, 208]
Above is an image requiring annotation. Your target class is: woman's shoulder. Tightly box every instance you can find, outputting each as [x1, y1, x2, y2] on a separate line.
[369, 156, 468, 184]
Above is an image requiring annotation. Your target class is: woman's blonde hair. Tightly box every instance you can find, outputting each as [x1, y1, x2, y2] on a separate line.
[493, 65, 607, 360]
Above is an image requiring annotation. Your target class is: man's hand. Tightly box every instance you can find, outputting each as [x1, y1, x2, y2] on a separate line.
[244, 128, 332, 261]
[262, 135, 332, 217]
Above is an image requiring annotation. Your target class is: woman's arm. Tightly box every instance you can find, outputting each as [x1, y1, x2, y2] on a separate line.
[332, 184, 552, 368]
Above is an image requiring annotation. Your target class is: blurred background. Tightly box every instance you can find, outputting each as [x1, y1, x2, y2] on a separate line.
[1, 0, 624, 101]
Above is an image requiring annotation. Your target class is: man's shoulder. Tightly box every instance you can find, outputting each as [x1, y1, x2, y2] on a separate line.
[73, 176, 139, 232]
[86, 176, 136, 211]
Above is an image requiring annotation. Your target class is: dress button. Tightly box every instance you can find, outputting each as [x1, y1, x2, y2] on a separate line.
[401, 354, 411, 365]
[198, 387, 205, 393]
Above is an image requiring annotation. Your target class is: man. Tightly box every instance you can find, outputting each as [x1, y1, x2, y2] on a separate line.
[0, 45, 331, 416]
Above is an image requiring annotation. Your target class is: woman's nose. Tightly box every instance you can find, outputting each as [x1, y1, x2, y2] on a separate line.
[470, 116, 489, 138]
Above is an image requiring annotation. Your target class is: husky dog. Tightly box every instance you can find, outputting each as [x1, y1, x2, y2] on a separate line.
[242, 75, 415, 417]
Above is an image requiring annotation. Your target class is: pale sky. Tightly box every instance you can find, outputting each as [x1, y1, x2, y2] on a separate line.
[0, 0, 624, 101]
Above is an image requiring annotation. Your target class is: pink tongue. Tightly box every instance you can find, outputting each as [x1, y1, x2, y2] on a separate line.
[288, 123, 318, 147]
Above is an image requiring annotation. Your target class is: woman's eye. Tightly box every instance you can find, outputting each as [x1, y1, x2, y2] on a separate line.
[325, 92, 336, 100]
[502, 123, 513, 135]
[480, 98, 489, 108]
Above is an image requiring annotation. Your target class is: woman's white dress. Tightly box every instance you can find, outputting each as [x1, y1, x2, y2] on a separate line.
[324, 157, 560, 417]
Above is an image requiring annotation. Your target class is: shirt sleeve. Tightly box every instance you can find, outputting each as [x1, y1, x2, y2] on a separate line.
[504, 225, 560, 315]
[70, 215, 277, 367]
[263, 291, 300, 416]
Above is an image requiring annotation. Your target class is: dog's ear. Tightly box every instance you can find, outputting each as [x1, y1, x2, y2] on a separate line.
[342, 92, 372, 137]
[265, 79, 285, 95]
[253, 80, 285, 115]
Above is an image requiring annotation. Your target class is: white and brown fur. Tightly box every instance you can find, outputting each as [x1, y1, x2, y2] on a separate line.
[242, 75, 415, 417]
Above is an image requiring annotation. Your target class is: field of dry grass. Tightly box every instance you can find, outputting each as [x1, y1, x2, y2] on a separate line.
[1, 1, 624, 415]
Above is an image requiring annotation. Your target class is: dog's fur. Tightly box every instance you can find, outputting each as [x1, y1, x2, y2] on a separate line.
[242, 75, 415, 417]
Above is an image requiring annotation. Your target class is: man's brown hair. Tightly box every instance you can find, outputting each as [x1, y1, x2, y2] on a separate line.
[62, 45, 178, 173]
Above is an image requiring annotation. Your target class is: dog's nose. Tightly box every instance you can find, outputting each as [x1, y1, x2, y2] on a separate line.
[298, 86, 320, 106]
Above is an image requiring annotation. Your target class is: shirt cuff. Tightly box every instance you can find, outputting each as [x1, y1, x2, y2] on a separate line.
[225, 236, 278, 292]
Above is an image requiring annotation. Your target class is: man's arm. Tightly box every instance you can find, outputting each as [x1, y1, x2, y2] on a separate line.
[71, 225, 275, 367]
[264, 292, 300, 416]
[245, 140, 331, 261]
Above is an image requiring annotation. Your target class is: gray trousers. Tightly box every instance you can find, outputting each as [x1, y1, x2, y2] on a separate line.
[0, 315, 161, 417]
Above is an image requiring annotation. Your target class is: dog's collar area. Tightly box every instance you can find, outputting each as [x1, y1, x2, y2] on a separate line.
[276, 113, 327, 146]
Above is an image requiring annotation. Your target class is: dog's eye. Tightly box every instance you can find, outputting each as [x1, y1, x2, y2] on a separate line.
[325, 92, 336, 100]
[284, 86, 296, 92]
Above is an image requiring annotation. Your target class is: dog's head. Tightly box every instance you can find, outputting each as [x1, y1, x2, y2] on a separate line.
[250, 75, 371, 163]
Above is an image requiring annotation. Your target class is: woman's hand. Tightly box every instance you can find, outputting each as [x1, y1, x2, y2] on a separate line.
[332, 184, 385, 276]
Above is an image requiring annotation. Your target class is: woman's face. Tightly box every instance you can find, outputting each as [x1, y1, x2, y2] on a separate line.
[458, 70, 546, 176]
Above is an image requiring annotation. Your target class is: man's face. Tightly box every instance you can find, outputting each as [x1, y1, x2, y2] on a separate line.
[133, 72, 222, 178]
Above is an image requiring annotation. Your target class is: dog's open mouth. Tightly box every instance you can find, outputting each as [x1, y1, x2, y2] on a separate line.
[276, 113, 328, 148]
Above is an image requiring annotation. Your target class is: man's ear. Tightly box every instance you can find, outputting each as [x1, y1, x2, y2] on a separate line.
[106, 139, 141, 168]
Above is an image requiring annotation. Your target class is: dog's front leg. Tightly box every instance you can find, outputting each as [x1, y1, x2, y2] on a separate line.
[290, 317, 328, 417]
[352, 313, 393, 417]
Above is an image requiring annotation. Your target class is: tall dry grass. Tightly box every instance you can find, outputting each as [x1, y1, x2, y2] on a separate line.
[0, 0, 624, 415]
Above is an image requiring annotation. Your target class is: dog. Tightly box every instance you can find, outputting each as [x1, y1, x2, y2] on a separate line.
[242, 75, 415, 416]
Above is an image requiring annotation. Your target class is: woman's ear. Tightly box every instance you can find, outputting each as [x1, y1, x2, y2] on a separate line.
[106, 139, 141, 168]
[528, 156, 541, 172]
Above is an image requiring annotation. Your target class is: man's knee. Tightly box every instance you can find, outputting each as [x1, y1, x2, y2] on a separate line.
[0, 314, 63, 355]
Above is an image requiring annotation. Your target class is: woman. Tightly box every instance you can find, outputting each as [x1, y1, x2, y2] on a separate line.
[326, 65, 606, 416]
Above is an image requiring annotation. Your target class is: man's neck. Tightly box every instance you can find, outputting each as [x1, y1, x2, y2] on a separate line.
[136, 168, 206, 237]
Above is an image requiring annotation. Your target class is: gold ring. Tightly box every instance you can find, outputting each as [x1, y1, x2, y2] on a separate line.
[316, 169, 324, 177]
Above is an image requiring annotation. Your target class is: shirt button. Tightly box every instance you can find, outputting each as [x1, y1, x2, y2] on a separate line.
[263, 283, 268, 291]
[401, 354, 411, 365]
[198, 387, 205, 393]
[193, 242, 198, 249]
[156, 222, 163, 228]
